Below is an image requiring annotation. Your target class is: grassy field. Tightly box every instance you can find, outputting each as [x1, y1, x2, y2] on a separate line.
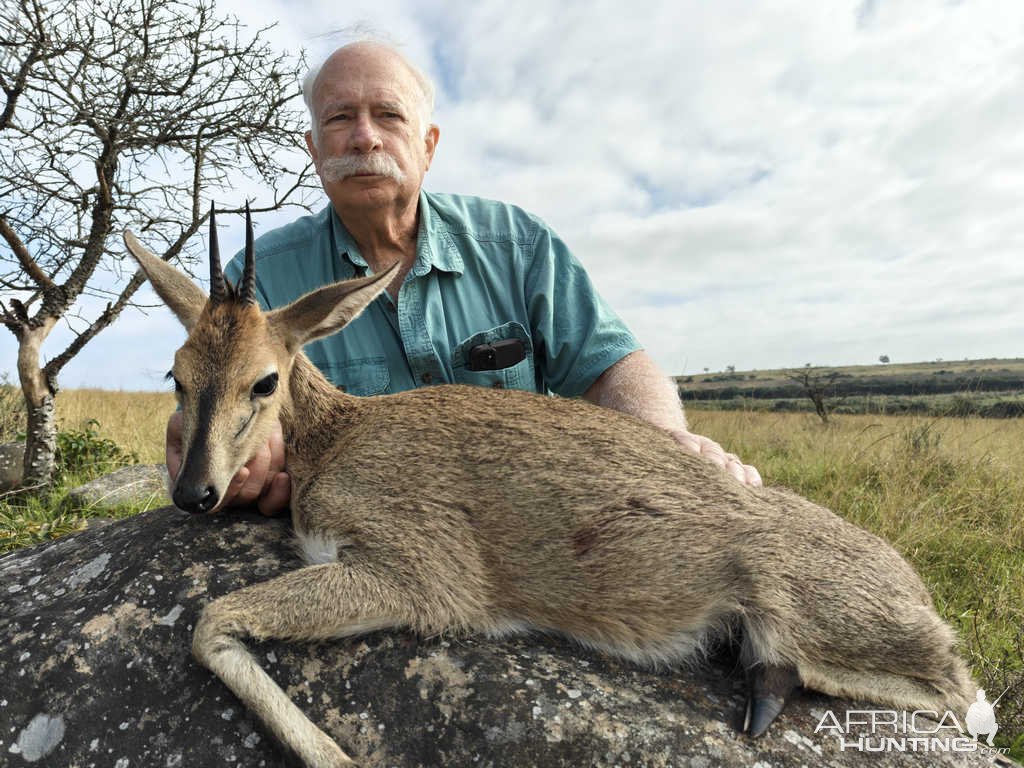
[680, 357, 1024, 393]
[1, 388, 1022, 756]
[679, 357, 1024, 418]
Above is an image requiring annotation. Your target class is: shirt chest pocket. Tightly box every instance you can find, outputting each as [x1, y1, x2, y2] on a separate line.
[452, 322, 536, 392]
[320, 356, 391, 396]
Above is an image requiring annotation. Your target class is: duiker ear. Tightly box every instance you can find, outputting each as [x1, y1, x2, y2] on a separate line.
[269, 262, 400, 353]
[123, 231, 207, 331]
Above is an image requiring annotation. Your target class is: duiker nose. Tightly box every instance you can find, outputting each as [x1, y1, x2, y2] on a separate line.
[173, 484, 220, 514]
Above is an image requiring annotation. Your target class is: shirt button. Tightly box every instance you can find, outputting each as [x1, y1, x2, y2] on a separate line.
[421, 372, 433, 384]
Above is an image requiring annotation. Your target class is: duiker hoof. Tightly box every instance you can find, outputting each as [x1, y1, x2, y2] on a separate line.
[743, 693, 786, 737]
[742, 662, 801, 737]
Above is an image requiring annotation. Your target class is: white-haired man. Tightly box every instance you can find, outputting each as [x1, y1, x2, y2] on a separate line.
[166, 41, 761, 513]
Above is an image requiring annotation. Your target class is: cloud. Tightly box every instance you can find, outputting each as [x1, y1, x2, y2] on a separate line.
[6, 0, 1023, 391]
[413, 0, 1024, 365]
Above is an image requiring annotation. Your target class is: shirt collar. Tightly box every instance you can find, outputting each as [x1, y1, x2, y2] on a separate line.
[328, 189, 464, 278]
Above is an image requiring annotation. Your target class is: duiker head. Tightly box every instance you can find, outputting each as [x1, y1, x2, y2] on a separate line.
[123, 205, 397, 513]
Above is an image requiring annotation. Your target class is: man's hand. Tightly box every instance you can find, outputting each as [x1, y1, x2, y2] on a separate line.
[669, 429, 763, 487]
[165, 411, 291, 515]
[583, 352, 763, 488]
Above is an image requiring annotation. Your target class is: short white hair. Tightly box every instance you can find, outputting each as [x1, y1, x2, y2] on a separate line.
[302, 40, 435, 146]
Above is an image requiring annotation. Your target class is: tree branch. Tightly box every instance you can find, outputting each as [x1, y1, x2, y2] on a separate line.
[1, 0, 316, 385]
[0, 214, 54, 289]
[0, 40, 40, 130]
[43, 269, 146, 379]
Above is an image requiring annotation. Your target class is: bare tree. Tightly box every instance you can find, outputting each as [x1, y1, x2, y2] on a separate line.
[0, 0, 316, 486]
[786, 364, 841, 425]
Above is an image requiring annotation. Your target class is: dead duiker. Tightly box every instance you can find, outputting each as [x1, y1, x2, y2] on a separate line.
[123, 212, 973, 768]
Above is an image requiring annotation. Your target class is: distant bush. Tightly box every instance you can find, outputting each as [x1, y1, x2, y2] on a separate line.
[771, 400, 801, 412]
[982, 401, 1024, 418]
[943, 395, 978, 418]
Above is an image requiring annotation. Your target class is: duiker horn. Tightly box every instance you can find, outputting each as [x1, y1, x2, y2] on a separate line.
[239, 201, 256, 305]
[208, 202, 227, 305]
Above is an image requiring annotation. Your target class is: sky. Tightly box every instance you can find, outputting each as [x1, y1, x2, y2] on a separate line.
[4, 0, 1024, 390]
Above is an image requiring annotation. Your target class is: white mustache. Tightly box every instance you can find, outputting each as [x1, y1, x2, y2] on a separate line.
[320, 153, 405, 183]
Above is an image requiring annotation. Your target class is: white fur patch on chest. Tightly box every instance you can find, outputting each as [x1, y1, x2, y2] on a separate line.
[293, 529, 354, 565]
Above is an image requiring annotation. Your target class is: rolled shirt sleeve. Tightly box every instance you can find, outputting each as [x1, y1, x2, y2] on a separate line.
[524, 220, 641, 397]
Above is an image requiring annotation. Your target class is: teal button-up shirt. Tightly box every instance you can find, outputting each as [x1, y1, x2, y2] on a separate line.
[224, 190, 640, 397]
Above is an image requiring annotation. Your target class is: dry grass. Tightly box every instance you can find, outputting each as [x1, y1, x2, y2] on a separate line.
[54, 388, 175, 463]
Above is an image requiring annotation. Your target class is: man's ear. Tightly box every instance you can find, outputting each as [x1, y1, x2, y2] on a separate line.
[424, 124, 439, 171]
[123, 231, 207, 331]
[305, 130, 320, 166]
[268, 262, 400, 354]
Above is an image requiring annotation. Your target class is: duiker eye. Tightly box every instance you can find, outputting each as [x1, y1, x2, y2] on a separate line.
[251, 372, 278, 398]
[166, 371, 183, 394]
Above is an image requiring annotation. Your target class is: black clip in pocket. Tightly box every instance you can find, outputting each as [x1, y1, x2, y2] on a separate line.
[466, 338, 527, 371]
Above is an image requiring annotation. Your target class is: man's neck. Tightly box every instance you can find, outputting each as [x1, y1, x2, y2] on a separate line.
[334, 194, 419, 275]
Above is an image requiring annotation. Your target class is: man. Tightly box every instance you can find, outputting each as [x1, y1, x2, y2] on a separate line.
[166, 41, 761, 514]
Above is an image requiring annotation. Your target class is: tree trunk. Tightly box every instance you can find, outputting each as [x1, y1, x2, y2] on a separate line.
[16, 320, 58, 488]
[812, 392, 830, 424]
[22, 392, 56, 488]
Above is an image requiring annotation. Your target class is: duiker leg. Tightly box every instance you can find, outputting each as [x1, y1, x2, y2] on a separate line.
[798, 658, 974, 715]
[192, 563, 446, 768]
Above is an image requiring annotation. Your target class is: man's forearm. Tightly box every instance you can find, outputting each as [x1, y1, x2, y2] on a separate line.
[582, 350, 687, 434]
[583, 350, 762, 486]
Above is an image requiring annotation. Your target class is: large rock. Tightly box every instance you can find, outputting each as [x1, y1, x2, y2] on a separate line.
[0, 441, 25, 491]
[64, 464, 169, 511]
[0, 508, 1007, 767]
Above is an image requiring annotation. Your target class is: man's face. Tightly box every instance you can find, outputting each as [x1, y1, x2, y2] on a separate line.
[305, 45, 438, 215]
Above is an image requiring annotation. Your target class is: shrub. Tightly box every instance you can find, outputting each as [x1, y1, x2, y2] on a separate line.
[54, 419, 138, 479]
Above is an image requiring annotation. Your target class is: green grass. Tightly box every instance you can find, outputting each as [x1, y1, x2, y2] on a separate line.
[0, 474, 166, 552]
[0, 416, 168, 553]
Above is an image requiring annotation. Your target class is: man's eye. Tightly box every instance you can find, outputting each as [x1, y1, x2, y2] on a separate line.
[251, 373, 279, 398]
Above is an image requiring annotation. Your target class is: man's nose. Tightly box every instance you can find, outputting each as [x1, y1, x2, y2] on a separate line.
[349, 114, 382, 152]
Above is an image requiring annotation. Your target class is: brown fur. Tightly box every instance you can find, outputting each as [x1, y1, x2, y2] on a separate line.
[124, 231, 974, 768]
